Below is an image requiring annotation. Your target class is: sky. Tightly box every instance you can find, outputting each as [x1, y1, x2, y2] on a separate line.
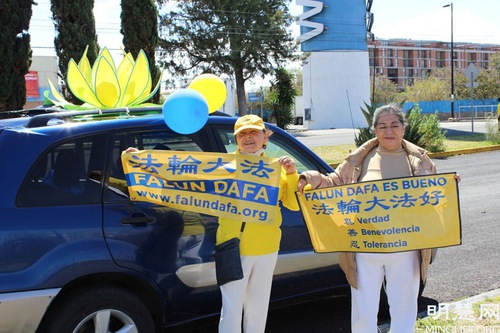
[369, 0, 500, 45]
[30, 0, 500, 57]
[29, 0, 500, 87]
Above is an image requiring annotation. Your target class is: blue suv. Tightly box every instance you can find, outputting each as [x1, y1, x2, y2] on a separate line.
[0, 107, 348, 332]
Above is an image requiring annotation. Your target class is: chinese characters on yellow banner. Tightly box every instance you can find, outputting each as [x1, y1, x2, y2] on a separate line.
[122, 150, 281, 224]
[297, 173, 461, 253]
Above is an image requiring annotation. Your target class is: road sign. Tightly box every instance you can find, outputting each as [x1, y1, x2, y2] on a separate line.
[248, 92, 264, 102]
[463, 63, 480, 82]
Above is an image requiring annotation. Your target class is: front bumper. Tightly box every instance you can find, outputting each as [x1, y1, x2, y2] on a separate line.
[0, 288, 60, 333]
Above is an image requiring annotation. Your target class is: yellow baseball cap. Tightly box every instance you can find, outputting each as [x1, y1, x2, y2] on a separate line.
[234, 114, 265, 135]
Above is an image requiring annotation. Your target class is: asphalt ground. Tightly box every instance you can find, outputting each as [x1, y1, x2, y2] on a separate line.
[289, 120, 500, 164]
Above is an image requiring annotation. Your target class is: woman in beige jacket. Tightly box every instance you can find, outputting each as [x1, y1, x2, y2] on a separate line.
[298, 104, 460, 333]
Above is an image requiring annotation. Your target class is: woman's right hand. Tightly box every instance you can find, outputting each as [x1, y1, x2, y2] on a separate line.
[298, 178, 311, 194]
[124, 147, 139, 153]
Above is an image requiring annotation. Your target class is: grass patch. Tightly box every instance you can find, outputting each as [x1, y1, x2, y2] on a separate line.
[443, 133, 495, 150]
[310, 144, 357, 165]
[310, 135, 500, 165]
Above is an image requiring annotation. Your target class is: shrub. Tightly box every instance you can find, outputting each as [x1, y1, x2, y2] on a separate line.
[354, 127, 374, 147]
[354, 102, 376, 146]
[406, 107, 446, 152]
[485, 115, 500, 144]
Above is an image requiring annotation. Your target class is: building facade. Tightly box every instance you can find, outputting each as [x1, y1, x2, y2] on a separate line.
[297, 0, 370, 130]
[368, 39, 500, 88]
[24, 56, 58, 109]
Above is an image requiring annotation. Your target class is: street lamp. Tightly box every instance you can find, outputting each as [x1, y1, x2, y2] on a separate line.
[443, 3, 455, 120]
[370, 33, 376, 104]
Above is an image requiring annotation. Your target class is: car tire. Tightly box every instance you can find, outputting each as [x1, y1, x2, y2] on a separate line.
[37, 285, 156, 333]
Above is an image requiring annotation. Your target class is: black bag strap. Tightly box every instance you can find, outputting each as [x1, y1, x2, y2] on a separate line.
[239, 222, 246, 238]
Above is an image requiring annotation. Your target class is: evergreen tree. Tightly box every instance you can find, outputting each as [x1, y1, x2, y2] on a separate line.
[157, 0, 299, 114]
[0, 0, 34, 111]
[51, 0, 99, 103]
[121, 0, 161, 103]
[269, 68, 297, 129]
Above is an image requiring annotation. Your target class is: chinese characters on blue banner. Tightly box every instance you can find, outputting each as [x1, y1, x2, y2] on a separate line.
[122, 150, 281, 224]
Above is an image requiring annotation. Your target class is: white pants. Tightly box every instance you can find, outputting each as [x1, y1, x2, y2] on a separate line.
[219, 252, 278, 333]
[351, 251, 420, 333]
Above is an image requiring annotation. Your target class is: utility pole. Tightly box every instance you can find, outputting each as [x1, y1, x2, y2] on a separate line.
[443, 3, 455, 120]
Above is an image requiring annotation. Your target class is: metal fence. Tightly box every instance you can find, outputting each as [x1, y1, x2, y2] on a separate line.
[403, 98, 498, 120]
[458, 104, 497, 119]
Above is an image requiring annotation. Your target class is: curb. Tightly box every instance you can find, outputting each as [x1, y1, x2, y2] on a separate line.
[328, 144, 500, 169]
[445, 288, 500, 309]
[377, 288, 500, 333]
[428, 144, 500, 159]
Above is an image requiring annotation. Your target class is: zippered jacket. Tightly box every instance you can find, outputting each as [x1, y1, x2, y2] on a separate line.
[300, 138, 437, 289]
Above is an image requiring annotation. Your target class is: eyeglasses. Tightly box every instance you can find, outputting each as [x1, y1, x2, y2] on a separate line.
[375, 124, 403, 132]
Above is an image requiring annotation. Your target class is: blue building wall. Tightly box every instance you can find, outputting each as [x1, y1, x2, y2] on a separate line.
[299, 0, 367, 52]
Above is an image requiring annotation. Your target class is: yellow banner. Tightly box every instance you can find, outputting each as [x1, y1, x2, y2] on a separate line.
[122, 151, 281, 224]
[297, 173, 461, 253]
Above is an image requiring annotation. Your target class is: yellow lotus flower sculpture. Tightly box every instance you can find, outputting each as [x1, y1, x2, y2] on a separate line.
[48, 46, 162, 109]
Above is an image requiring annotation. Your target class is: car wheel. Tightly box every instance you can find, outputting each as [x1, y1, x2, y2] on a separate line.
[37, 285, 156, 333]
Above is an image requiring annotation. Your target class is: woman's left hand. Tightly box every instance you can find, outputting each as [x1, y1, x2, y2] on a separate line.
[454, 173, 461, 183]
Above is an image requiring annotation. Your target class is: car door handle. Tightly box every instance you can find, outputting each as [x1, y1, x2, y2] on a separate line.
[121, 216, 156, 225]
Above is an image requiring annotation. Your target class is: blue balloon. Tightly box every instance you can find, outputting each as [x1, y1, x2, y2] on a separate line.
[162, 89, 209, 134]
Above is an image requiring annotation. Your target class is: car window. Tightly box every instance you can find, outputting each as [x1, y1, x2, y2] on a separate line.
[105, 129, 206, 201]
[216, 127, 319, 174]
[17, 134, 107, 206]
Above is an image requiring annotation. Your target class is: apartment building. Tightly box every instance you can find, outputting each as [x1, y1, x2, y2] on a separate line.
[368, 39, 500, 88]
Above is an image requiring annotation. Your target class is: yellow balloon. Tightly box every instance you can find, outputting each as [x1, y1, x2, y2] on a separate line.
[188, 74, 227, 113]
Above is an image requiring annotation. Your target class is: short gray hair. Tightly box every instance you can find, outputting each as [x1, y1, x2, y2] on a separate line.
[371, 103, 406, 131]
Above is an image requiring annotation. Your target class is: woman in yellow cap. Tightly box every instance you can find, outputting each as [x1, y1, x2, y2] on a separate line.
[217, 114, 299, 333]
